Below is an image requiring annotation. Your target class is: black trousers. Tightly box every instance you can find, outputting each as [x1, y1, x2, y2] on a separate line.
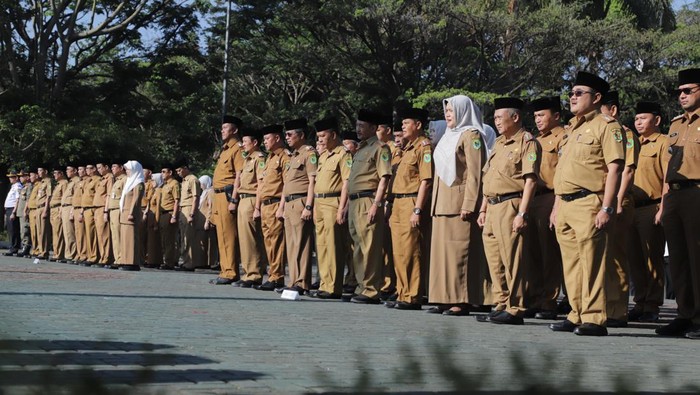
[4, 209, 20, 252]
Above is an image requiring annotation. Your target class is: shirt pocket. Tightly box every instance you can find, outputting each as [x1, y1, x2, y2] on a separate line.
[574, 134, 600, 161]
[504, 149, 522, 177]
[686, 135, 700, 158]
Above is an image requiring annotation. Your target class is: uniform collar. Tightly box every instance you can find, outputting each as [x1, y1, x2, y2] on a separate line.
[640, 131, 662, 144]
[223, 136, 240, 150]
[683, 107, 700, 122]
[539, 125, 565, 138]
[498, 128, 525, 145]
[359, 135, 378, 148]
[570, 109, 599, 129]
[273, 147, 286, 157]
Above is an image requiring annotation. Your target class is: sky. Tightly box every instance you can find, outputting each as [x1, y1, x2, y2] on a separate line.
[673, 0, 696, 9]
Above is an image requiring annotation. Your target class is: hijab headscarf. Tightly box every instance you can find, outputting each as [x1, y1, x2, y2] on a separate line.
[120, 160, 145, 211]
[198, 175, 212, 210]
[482, 124, 497, 156]
[434, 95, 484, 186]
[152, 173, 164, 188]
[429, 120, 447, 145]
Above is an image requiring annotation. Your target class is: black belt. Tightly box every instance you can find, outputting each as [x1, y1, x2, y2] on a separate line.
[487, 192, 522, 205]
[559, 189, 593, 202]
[668, 180, 700, 191]
[50, 204, 60, 208]
[535, 188, 554, 196]
[285, 194, 306, 203]
[261, 198, 281, 206]
[314, 192, 341, 199]
[214, 185, 233, 194]
[634, 198, 662, 208]
[160, 209, 173, 214]
[61, 204, 71, 207]
[239, 193, 256, 199]
[348, 190, 375, 200]
[393, 193, 418, 199]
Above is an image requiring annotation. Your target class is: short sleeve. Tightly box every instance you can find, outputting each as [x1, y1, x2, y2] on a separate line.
[521, 139, 540, 177]
[340, 151, 352, 181]
[601, 123, 626, 165]
[376, 145, 392, 178]
[418, 145, 433, 181]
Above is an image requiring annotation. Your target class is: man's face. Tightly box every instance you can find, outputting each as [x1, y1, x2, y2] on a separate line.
[161, 169, 172, 180]
[242, 136, 258, 153]
[53, 170, 63, 180]
[376, 124, 392, 141]
[393, 130, 406, 149]
[679, 83, 700, 112]
[66, 167, 76, 178]
[401, 118, 421, 140]
[37, 168, 47, 178]
[8, 175, 17, 184]
[19, 175, 28, 184]
[29, 173, 38, 183]
[285, 130, 303, 149]
[494, 109, 518, 135]
[176, 167, 188, 178]
[85, 165, 95, 176]
[77, 167, 86, 177]
[533, 109, 560, 133]
[96, 163, 109, 176]
[221, 123, 236, 141]
[143, 169, 152, 180]
[111, 164, 123, 176]
[343, 140, 359, 154]
[569, 85, 599, 116]
[634, 113, 660, 135]
[264, 133, 281, 151]
[356, 120, 376, 141]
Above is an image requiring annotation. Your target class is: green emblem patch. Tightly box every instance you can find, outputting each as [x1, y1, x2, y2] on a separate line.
[613, 130, 623, 143]
[346, 159, 353, 168]
[242, 151, 249, 159]
[626, 140, 633, 149]
[309, 154, 317, 164]
[258, 161, 265, 169]
[381, 151, 390, 162]
[423, 153, 432, 163]
[285, 163, 290, 170]
[472, 139, 482, 150]
[527, 152, 537, 162]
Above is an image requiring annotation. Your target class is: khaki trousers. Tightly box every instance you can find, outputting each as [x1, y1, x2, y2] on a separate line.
[606, 196, 633, 321]
[389, 197, 424, 304]
[83, 208, 98, 262]
[35, 209, 50, 257]
[120, 216, 141, 265]
[28, 209, 38, 255]
[381, 224, 395, 293]
[212, 192, 239, 279]
[159, 211, 178, 268]
[146, 212, 162, 266]
[50, 207, 64, 259]
[140, 207, 148, 263]
[482, 198, 527, 317]
[555, 194, 608, 326]
[527, 192, 562, 311]
[95, 209, 111, 264]
[348, 197, 385, 298]
[179, 205, 196, 268]
[627, 203, 665, 313]
[237, 197, 263, 281]
[74, 211, 87, 261]
[261, 201, 285, 282]
[19, 209, 30, 252]
[662, 186, 700, 324]
[314, 197, 348, 295]
[109, 209, 121, 263]
[284, 198, 314, 290]
[61, 207, 76, 260]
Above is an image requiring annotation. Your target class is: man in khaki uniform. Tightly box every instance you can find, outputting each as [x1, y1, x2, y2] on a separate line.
[14, 171, 32, 257]
[659, 68, 700, 338]
[277, 118, 318, 294]
[140, 164, 155, 265]
[80, 164, 100, 265]
[93, 161, 113, 266]
[159, 163, 180, 269]
[340, 130, 360, 292]
[376, 114, 396, 299]
[209, 115, 245, 284]
[600, 91, 640, 327]
[527, 96, 565, 320]
[384, 108, 433, 310]
[233, 129, 266, 286]
[34, 166, 52, 260]
[255, 124, 290, 291]
[549, 71, 625, 336]
[175, 160, 202, 270]
[627, 101, 667, 323]
[477, 98, 540, 325]
[24, 170, 39, 257]
[347, 109, 392, 304]
[309, 117, 352, 299]
[61, 165, 79, 262]
[49, 166, 67, 261]
[72, 166, 87, 264]
[107, 161, 126, 264]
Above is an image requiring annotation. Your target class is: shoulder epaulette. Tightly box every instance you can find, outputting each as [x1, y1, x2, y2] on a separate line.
[523, 131, 534, 142]
[284, 149, 292, 156]
[256, 152, 265, 158]
[601, 114, 616, 123]
[671, 114, 684, 122]
[420, 139, 431, 147]
[305, 145, 315, 151]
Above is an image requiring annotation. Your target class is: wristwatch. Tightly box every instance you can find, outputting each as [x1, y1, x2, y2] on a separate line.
[305, 205, 313, 210]
[413, 208, 422, 215]
[373, 201, 384, 208]
[601, 206, 614, 215]
[516, 212, 529, 220]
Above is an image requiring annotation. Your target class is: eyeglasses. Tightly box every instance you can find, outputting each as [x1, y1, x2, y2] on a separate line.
[567, 90, 595, 98]
[674, 87, 700, 96]
[285, 132, 296, 137]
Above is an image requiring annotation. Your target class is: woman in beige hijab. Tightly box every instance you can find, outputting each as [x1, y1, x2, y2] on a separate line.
[118, 161, 145, 270]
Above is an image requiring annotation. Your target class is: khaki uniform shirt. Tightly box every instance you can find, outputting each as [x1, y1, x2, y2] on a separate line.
[180, 174, 202, 207]
[80, 175, 100, 208]
[283, 145, 318, 196]
[17, 183, 29, 213]
[347, 136, 392, 194]
[160, 178, 180, 211]
[315, 145, 352, 194]
[72, 178, 84, 209]
[666, 108, 700, 182]
[239, 150, 266, 194]
[62, 176, 80, 207]
[27, 181, 40, 210]
[260, 147, 290, 200]
[631, 132, 668, 201]
[36, 177, 52, 208]
[624, 127, 641, 169]
[392, 136, 433, 194]
[536, 125, 565, 191]
[213, 137, 245, 189]
[107, 174, 126, 210]
[142, 180, 154, 209]
[93, 174, 112, 208]
[554, 110, 626, 195]
[483, 129, 540, 197]
[50, 180, 67, 208]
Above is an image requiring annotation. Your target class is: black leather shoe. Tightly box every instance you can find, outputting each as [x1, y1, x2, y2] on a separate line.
[379, 291, 397, 302]
[523, 308, 540, 319]
[276, 285, 307, 295]
[79, 261, 92, 267]
[58, 259, 68, 263]
[384, 301, 397, 308]
[638, 312, 659, 322]
[556, 298, 572, 314]
[315, 291, 341, 299]
[685, 329, 700, 340]
[574, 323, 608, 336]
[3, 251, 15, 256]
[174, 266, 196, 272]
[256, 280, 284, 291]
[351, 294, 381, 304]
[426, 306, 445, 314]
[118, 265, 141, 271]
[606, 318, 628, 328]
[490, 311, 524, 325]
[342, 284, 356, 294]
[535, 310, 558, 320]
[235, 280, 261, 288]
[656, 318, 693, 336]
[310, 281, 320, 290]
[549, 320, 578, 332]
[395, 301, 422, 311]
[475, 310, 505, 323]
[158, 265, 175, 270]
[209, 277, 235, 285]
[442, 308, 469, 316]
[628, 309, 644, 322]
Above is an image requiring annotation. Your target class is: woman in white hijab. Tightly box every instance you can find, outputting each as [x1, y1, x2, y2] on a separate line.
[194, 175, 218, 269]
[118, 161, 145, 270]
[144, 172, 164, 268]
[428, 95, 489, 315]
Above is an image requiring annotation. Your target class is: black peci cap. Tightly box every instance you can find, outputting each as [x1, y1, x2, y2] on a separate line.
[399, 108, 430, 123]
[573, 71, 610, 94]
[222, 115, 243, 127]
[529, 96, 562, 113]
[260, 124, 284, 136]
[494, 97, 525, 111]
[314, 117, 339, 133]
[283, 118, 308, 131]
[357, 109, 382, 125]
[678, 68, 700, 85]
[635, 101, 662, 115]
[601, 90, 620, 106]
[341, 130, 360, 142]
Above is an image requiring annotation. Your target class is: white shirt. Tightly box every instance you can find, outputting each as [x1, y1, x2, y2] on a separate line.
[4, 182, 21, 209]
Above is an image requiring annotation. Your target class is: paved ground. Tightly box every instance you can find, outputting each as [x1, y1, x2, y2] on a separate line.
[0, 254, 699, 394]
